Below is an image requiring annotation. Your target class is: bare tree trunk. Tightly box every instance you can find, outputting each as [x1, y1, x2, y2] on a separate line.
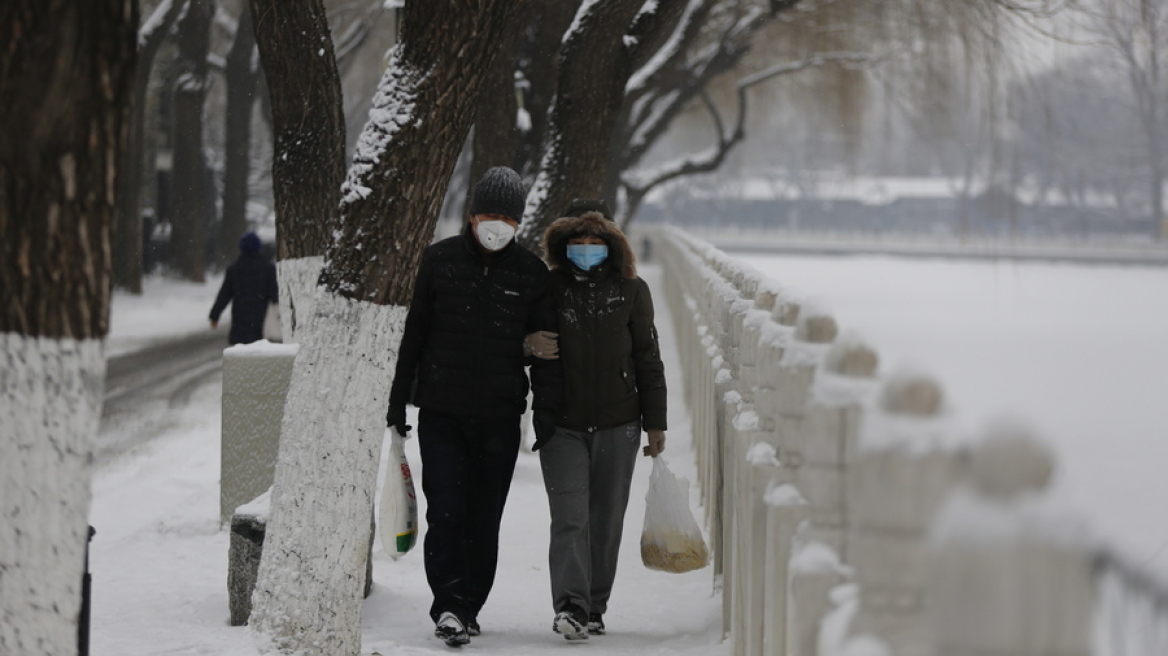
[460, 0, 581, 221]
[463, 13, 527, 217]
[251, 0, 344, 263]
[0, 0, 136, 652]
[170, 0, 214, 282]
[248, 3, 526, 654]
[519, 0, 686, 248]
[115, 0, 186, 293]
[515, 0, 583, 179]
[218, 5, 260, 267]
[250, 0, 346, 342]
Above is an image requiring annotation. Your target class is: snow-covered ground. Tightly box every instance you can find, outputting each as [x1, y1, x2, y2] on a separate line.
[91, 251, 1168, 654]
[742, 253, 1168, 581]
[91, 266, 723, 655]
[105, 273, 225, 357]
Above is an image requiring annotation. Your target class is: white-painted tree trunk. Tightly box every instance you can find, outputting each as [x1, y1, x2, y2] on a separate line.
[1, 334, 105, 654]
[276, 256, 325, 344]
[248, 289, 406, 655]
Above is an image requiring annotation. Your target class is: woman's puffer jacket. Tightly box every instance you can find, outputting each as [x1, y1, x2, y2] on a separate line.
[542, 211, 667, 432]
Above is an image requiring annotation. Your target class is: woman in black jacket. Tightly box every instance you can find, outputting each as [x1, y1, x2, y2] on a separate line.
[537, 207, 667, 640]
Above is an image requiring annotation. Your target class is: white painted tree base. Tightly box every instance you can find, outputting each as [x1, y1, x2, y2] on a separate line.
[248, 290, 406, 656]
[276, 256, 324, 344]
[1, 333, 104, 655]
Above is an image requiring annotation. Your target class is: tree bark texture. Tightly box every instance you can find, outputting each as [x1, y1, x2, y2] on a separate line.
[464, 11, 528, 216]
[322, 0, 529, 307]
[250, 0, 346, 262]
[0, 1, 136, 653]
[461, 0, 579, 219]
[518, 0, 676, 248]
[219, 5, 261, 266]
[0, 0, 137, 339]
[169, 0, 214, 282]
[514, 0, 582, 181]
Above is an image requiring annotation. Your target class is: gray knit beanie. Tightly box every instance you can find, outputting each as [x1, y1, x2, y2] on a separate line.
[469, 166, 527, 221]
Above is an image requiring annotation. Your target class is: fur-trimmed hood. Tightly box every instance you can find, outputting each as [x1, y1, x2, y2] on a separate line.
[542, 211, 637, 279]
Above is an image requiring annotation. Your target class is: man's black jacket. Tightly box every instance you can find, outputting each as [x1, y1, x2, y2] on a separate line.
[388, 226, 561, 418]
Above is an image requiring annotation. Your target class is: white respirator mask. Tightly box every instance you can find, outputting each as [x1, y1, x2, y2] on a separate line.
[474, 219, 517, 252]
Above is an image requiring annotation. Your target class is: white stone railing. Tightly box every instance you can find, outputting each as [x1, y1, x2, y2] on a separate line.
[648, 226, 1168, 656]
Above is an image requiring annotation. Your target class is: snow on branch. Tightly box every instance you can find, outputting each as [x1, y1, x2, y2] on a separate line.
[138, 0, 185, 50]
[340, 47, 423, 208]
[627, 0, 712, 99]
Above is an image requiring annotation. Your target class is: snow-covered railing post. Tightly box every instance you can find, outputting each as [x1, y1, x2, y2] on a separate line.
[926, 424, 1095, 656]
[784, 337, 878, 656]
[837, 371, 960, 656]
[801, 337, 879, 558]
[650, 226, 1168, 656]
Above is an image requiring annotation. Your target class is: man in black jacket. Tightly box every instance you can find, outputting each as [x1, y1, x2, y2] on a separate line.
[209, 231, 278, 344]
[386, 166, 560, 647]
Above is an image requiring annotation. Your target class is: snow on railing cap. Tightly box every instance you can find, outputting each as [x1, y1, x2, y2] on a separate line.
[765, 482, 806, 508]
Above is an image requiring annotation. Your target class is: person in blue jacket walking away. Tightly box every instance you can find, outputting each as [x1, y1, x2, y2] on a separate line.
[209, 231, 278, 345]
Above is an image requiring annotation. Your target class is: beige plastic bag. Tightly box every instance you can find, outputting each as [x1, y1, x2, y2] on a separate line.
[640, 456, 709, 573]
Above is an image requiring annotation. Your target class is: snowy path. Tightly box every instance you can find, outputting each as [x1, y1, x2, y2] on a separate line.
[88, 264, 727, 655]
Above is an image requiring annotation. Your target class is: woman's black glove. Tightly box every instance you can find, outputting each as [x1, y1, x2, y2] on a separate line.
[531, 410, 557, 451]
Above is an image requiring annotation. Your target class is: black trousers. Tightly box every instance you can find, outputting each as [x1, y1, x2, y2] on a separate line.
[417, 408, 521, 624]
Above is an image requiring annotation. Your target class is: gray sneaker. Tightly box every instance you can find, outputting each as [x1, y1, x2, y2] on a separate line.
[587, 613, 605, 635]
[553, 604, 589, 641]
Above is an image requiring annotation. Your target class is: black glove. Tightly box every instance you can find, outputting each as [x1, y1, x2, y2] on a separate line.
[386, 404, 411, 437]
[531, 409, 557, 451]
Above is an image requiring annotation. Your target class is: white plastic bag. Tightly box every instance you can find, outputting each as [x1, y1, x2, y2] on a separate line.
[262, 302, 282, 342]
[640, 456, 709, 573]
[378, 430, 417, 559]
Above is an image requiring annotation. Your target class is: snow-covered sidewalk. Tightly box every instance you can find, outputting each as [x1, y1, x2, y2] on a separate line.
[89, 265, 726, 655]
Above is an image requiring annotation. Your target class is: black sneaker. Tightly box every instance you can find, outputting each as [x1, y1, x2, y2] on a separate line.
[434, 612, 470, 647]
[467, 617, 481, 637]
[553, 604, 589, 641]
[587, 613, 605, 635]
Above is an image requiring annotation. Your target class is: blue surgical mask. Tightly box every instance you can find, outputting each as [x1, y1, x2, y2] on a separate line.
[567, 244, 608, 270]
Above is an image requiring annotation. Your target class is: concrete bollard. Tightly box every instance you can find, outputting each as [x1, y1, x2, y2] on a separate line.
[220, 341, 298, 526]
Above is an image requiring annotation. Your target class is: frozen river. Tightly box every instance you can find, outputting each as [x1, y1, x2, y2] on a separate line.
[741, 252, 1168, 581]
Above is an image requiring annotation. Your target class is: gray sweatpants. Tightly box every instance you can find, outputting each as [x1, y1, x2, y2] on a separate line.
[538, 421, 641, 616]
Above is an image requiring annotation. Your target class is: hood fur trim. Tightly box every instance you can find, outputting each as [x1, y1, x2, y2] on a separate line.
[542, 211, 637, 279]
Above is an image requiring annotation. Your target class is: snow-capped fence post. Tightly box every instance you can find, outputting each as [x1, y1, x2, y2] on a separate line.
[800, 337, 879, 557]
[786, 525, 850, 656]
[925, 424, 1095, 656]
[219, 342, 299, 526]
[842, 371, 960, 656]
[783, 337, 878, 656]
